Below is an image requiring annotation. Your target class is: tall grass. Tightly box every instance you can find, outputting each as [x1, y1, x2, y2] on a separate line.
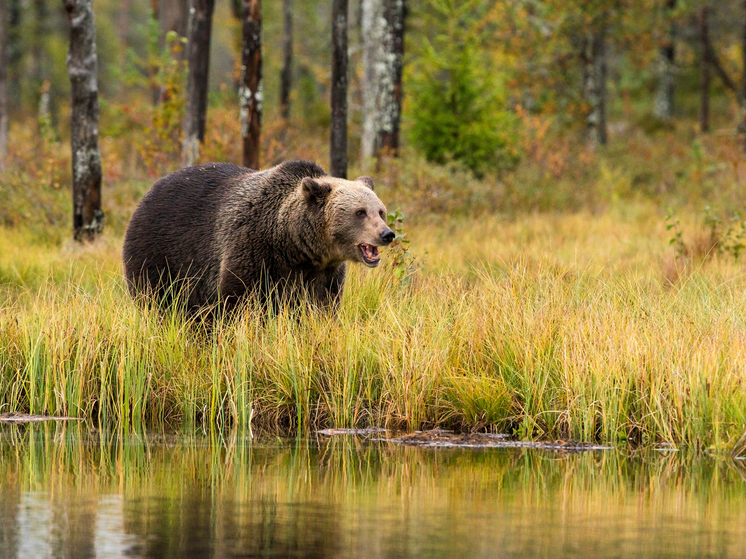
[2, 209, 746, 449]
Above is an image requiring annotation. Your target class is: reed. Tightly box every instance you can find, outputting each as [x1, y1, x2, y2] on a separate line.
[2, 206, 746, 450]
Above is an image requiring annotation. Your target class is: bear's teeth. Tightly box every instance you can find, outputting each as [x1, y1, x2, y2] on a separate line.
[360, 244, 379, 261]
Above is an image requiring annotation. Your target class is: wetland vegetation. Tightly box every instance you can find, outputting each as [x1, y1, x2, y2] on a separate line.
[2, 0, 746, 455]
[3, 129, 746, 451]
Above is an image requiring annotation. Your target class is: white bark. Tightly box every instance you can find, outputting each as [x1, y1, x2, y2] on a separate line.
[361, 0, 384, 162]
[653, 50, 675, 120]
[361, 0, 403, 165]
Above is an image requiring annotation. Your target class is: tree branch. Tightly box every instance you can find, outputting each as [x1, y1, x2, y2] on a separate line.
[705, 37, 741, 101]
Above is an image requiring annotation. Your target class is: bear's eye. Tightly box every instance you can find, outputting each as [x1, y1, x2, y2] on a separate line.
[379, 210, 385, 219]
[356, 209, 366, 217]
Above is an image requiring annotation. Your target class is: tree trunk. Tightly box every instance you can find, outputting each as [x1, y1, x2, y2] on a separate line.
[161, 0, 189, 39]
[7, 0, 21, 108]
[741, 0, 746, 149]
[280, 0, 292, 121]
[378, 0, 404, 156]
[742, 1, 746, 102]
[31, 0, 48, 92]
[583, 26, 607, 146]
[654, 0, 676, 120]
[330, 0, 349, 178]
[117, 0, 132, 49]
[240, 0, 262, 170]
[0, 0, 8, 170]
[64, 0, 104, 242]
[700, 6, 710, 133]
[149, 0, 161, 105]
[230, 0, 242, 19]
[361, 0, 383, 162]
[361, 0, 404, 163]
[182, 0, 215, 167]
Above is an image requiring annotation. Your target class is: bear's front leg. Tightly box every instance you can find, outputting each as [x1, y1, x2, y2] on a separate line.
[218, 261, 255, 312]
[309, 264, 347, 311]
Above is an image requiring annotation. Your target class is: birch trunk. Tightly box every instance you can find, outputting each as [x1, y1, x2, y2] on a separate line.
[240, 0, 262, 170]
[361, 0, 384, 162]
[64, 0, 104, 242]
[653, 0, 676, 120]
[362, 0, 404, 164]
[378, 0, 404, 155]
[182, 0, 215, 167]
[330, 0, 348, 178]
[280, 0, 292, 121]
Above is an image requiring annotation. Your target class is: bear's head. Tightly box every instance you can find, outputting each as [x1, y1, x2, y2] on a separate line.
[301, 175, 394, 267]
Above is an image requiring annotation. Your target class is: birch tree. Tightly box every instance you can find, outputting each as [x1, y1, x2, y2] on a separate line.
[63, 0, 104, 241]
[240, 0, 262, 170]
[182, 0, 215, 166]
[362, 0, 404, 163]
[361, 0, 384, 162]
[330, 0, 349, 178]
[379, 0, 404, 155]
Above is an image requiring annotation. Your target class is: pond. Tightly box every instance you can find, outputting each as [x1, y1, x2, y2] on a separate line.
[1, 423, 745, 558]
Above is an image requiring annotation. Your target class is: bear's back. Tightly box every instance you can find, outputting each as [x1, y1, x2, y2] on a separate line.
[122, 159, 331, 311]
[122, 163, 252, 305]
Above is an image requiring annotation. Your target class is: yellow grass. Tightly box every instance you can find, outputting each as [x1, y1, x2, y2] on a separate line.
[2, 201, 745, 450]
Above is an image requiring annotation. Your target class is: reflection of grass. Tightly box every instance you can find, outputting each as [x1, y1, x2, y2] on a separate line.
[2, 423, 746, 558]
[1, 208, 746, 450]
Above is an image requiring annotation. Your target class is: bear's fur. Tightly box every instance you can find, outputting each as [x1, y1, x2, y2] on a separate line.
[122, 160, 394, 313]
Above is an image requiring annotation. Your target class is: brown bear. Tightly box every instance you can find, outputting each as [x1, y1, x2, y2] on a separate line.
[122, 160, 394, 313]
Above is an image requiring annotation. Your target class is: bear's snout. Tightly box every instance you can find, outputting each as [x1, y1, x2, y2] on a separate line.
[380, 229, 395, 245]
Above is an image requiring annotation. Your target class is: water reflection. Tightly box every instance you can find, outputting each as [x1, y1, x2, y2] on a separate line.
[1, 422, 745, 558]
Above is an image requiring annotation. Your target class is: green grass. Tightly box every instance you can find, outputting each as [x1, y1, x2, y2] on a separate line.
[1, 205, 746, 450]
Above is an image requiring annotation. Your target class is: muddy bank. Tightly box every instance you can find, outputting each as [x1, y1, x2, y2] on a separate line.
[317, 427, 611, 451]
[392, 430, 611, 451]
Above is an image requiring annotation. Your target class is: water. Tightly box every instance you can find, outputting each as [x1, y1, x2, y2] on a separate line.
[1, 423, 746, 559]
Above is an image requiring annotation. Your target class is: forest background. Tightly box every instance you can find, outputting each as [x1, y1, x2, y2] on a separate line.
[2, 0, 746, 451]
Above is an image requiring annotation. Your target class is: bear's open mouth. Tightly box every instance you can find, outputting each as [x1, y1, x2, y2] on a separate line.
[359, 243, 380, 266]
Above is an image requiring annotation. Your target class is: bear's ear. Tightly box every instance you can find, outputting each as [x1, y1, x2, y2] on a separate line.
[301, 177, 332, 204]
[355, 176, 375, 191]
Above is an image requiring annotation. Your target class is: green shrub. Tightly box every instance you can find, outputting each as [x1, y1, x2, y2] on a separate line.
[408, 0, 520, 177]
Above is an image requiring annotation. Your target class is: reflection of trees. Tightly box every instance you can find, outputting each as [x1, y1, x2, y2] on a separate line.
[1, 424, 746, 558]
[0, 467, 20, 558]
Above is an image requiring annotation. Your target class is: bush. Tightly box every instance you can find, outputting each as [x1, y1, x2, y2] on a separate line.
[408, 1, 520, 177]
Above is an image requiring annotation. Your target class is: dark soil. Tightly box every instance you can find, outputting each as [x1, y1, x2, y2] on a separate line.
[317, 426, 388, 436]
[391, 429, 612, 451]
